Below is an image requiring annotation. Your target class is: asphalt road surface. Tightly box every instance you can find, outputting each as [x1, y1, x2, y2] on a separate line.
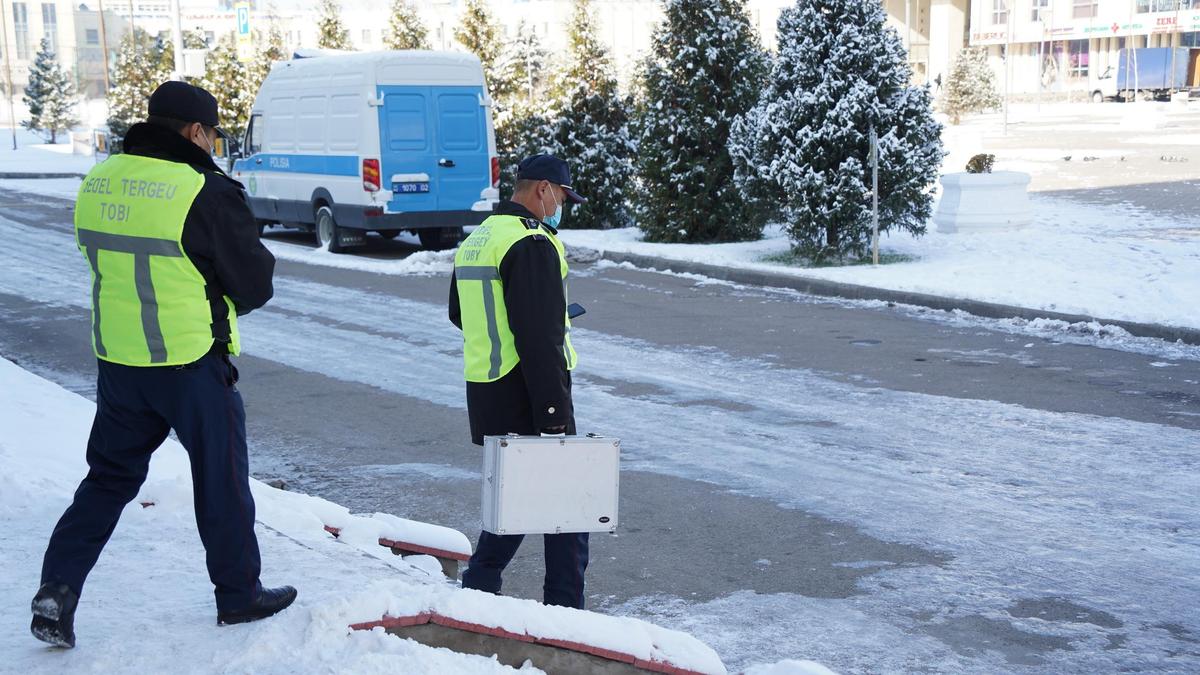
[1, 187, 1197, 673]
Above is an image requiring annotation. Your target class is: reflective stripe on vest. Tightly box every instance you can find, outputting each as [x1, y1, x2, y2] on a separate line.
[454, 214, 578, 383]
[75, 153, 239, 366]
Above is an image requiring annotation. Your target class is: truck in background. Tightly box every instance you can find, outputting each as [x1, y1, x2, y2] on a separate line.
[232, 51, 500, 253]
[1089, 47, 1198, 103]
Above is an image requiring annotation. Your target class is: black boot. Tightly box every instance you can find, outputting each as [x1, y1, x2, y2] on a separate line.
[30, 582, 79, 649]
[217, 586, 297, 625]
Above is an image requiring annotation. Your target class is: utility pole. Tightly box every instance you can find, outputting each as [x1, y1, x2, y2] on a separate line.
[1003, 0, 1012, 136]
[170, 0, 183, 79]
[0, 0, 17, 149]
[97, 0, 111, 95]
[870, 125, 879, 266]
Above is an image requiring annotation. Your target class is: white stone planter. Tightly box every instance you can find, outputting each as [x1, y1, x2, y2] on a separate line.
[934, 171, 1033, 233]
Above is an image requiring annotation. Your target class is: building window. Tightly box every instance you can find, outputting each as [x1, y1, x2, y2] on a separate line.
[1072, 0, 1098, 18]
[1136, 0, 1184, 11]
[992, 0, 1008, 25]
[85, 28, 99, 45]
[41, 2, 56, 51]
[12, 3, 29, 59]
[1182, 32, 1200, 47]
[1067, 39, 1089, 77]
[1031, 0, 1050, 21]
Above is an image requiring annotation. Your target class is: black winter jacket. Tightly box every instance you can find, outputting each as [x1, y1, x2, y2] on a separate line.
[121, 123, 275, 350]
[448, 200, 575, 445]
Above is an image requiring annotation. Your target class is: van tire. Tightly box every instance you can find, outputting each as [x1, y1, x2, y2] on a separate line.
[418, 226, 463, 251]
[378, 230, 400, 240]
[1091, 91, 1104, 104]
[315, 205, 345, 253]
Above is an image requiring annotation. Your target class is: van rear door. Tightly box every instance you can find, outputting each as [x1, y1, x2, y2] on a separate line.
[432, 86, 489, 212]
[379, 86, 438, 214]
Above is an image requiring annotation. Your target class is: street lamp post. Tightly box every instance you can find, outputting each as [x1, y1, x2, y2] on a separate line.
[0, 0, 17, 150]
[1003, 0, 1013, 136]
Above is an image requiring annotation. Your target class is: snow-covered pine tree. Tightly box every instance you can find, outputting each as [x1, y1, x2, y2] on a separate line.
[22, 37, 77, 143]
[943, 46, 1001, 125]
[539, 0, 635, 229]
[248, 23, 287, 105]
[730, 0, 943, 261]
[635, 0, 768, 243]
[494, 21, 549, 107]
[453, 0, 509, 104]
[198, 33, 252, 140]
[494, 103, 553, 195]
[384, 0, 430, 50]
[491, 23, 552, 196]
[316, 0, 352, 50]
[107, 28, 167, 138]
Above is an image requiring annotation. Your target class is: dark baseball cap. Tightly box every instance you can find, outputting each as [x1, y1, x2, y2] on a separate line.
[148, 81, 221, 129]
[516, 154, 586, 204]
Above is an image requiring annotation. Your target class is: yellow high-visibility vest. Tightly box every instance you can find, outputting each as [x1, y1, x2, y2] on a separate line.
[454, 214, 577, 382]
[75, 153, 240, 366]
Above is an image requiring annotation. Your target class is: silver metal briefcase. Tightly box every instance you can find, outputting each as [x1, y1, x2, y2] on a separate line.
[481, 434, 620, 535]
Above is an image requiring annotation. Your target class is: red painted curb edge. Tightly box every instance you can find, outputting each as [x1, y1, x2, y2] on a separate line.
[323, 526, 470, 562]
[350, 613, 712, 675]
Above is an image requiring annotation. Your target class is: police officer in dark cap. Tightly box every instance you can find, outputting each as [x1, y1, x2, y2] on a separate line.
[31, 81, 292, 649]
[449, 155, 590, 608]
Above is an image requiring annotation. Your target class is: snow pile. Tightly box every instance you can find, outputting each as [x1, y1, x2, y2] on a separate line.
[264, 239, 456, 276]
[743, 660, 840, 675]
[559, 194, 1200, 330]
[0, 127, 95, 174]
[0, 356, 726, 673]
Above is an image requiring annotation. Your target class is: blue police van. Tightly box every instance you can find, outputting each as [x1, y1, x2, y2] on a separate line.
[233, 51, 500, 252]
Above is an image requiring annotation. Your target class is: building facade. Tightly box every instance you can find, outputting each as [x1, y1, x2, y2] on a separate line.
[967, 0, 1200, 95]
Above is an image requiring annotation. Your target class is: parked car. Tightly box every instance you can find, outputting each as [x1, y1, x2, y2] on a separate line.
[233, 50, 500, 252]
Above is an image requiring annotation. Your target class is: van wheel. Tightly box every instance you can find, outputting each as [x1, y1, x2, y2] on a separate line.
[418, 226, 463, 251]
[1091, 91, 1104, 104]
[378, 230, 400, 240]
[315, 205, 345, 253]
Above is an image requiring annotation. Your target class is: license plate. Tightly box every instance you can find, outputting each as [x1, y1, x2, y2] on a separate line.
[393, 181, 430, 194]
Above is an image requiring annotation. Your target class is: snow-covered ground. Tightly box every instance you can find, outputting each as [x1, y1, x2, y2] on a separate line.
[558, 193, 1200, 330]
[0, 355, 736, 674]
[3, 207, 1198, 672]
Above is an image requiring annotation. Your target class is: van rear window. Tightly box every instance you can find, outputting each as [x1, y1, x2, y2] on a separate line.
[385, 93, 427, 151]
[436, 93, 481, 151]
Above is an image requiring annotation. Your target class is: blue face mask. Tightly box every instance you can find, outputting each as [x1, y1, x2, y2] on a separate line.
[541, 188, 563, 228]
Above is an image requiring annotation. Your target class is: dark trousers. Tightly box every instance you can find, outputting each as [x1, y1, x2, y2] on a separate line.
[462, 530, 589, 609]
[40, 352, 262, 612]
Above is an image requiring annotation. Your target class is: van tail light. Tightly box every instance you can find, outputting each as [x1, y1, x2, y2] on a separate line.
[362, 158, 381, 193]
[490, 156, 500, 189]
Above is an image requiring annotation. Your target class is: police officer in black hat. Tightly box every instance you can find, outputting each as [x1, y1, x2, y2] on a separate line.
[449, 154, 591, 608]
[31, 81, 292, 649]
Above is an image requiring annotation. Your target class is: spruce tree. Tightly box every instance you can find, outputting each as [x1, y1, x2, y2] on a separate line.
[635, 0, 768, 243]
[384, 0, 430, 50]
[198, 33, 252, 140]
[730, 0, 944, 261]
[494, 21, 549, 106]
[316, 0, 352, 50]
[22, 37, 77, 143]
[107, 28, 166, 138]
[491, 24, 552, 196]
[248, 23, 287, 104]
[541, 0, 635, 229]
[453, 0, 507, 104]
[943, 46, 1001, 125]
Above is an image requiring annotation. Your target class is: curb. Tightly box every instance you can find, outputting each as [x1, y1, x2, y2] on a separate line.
[598, 250, 1200, 347]
[0, 172, 85, 179]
